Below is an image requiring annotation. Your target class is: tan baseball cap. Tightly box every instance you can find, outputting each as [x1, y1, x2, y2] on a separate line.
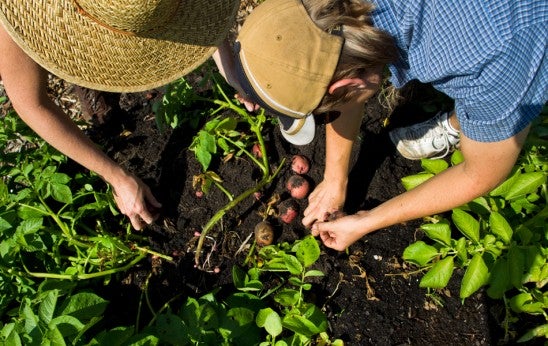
[235, 0, 344, 145]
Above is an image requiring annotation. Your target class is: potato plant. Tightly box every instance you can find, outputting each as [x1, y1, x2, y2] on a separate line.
[401, 116, 548, 343]
[233, 235, 343, 345]
[0, 105, 162, 317]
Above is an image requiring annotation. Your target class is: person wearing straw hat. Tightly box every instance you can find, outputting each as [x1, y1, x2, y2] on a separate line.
[0, 0, 239, 230]
[231, 0, 547, 250]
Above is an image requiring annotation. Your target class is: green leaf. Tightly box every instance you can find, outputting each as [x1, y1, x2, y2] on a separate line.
[49, 314, 86, 337]
[486, 258, 511, 299]
[39, 289, 59, 325]
[460, 253, 489, 298]
[51, 182, 73, 204]
[421, 158, 449, 174]
[282, 304, 326, 337]
[489, 212, 513, 244]
[419, 257, 454, 289]
[507, 246, 525, 289]
[293, 235, 320, 268]
[50, 172, 71, 185]
[403, 241, 439, 266]
[155, 313, 188, 344]
[455, 237, 468, 263]
[420, 222, 452, 246]
[304, 270, 324, 278]
[274, 288, 299, 307]
[256, 308, 282, 337]
[401, 173, 434, 191]
[195, 150, 212, 172]
[489, 169, 521, 196]
[509, 292, 545, 314]
[452, 209, 480, 243]
[517, 323, 548, 343]
[504, 172, 546, 200]
[58, 292, 108, 322]
[282, 254, 303, 275]
[450, 150, 464, 165]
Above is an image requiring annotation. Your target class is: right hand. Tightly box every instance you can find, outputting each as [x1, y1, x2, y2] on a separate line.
[302, 179, 347, 228]
[111, 171, 162, 230]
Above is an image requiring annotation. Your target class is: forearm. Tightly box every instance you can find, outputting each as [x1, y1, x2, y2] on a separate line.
[324, 102, 363, 184]
[358, 129, 528, 235]
[18, 101, 128, 185]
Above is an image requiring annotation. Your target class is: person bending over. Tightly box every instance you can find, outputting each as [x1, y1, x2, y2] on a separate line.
[229, 0, 547, 250]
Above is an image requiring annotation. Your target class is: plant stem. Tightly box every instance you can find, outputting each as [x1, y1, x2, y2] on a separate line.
[194, 161, 285, 267]
[22, 252, 146, 280]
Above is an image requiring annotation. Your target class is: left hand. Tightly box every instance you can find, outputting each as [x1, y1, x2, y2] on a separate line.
[310, 211, 369, 251]
[302, 178, 346, 228]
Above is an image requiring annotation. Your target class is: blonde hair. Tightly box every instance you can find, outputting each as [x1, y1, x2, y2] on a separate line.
[302, 0, 398, 114]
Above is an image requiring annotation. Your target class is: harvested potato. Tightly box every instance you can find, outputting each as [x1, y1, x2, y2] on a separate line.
[286, 174, 310, 199]
[278, 199, 300, 224]
[291, 154, 310, 174]
[254, 221, 274, 246]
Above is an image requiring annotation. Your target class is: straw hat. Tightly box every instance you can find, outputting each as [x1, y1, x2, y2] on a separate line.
[0, 0, 239, 92]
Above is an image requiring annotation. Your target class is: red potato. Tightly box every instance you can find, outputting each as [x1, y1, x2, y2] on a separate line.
[291, 154, 310, 175]
[278, 199, 300, 224]
[252, 143, 262, 158]
[254, 221, 274, 246]
[286, 174, 310, 199]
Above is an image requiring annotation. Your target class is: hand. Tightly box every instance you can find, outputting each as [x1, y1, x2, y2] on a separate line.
[235, 92, 260, 113]
[111, 172, 162, 230]
[302, 179, 346, 228]
[310, 211, 369, 251]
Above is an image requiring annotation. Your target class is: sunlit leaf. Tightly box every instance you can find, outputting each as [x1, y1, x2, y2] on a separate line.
[421, 158, 449, 174]
[504, 172, 546, 200]
[403, 241, 439, 266]
[460, 253, 489, 298]
[401, 173, 434, 191]
[452, 209, 480, 243]
[419, 257, 454, 289]
[293, 236, 320, 268]
[489, 212, 513, 244]
[421, 222, 452, 246]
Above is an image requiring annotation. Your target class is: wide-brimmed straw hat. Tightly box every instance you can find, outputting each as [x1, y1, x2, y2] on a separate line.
[0, 0, 239, 92]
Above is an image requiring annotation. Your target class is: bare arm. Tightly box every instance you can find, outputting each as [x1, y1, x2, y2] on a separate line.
[311, 127, 530, 251]
[0, 26, 161, 229]
[302, 98, 364, 227]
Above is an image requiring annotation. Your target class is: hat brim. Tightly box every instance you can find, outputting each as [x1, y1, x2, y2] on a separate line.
[0, 0, 238, 92]
[278, 114, 315, 146]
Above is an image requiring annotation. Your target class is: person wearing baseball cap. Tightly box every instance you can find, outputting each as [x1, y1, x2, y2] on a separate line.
[0, 0, 239, 229]
[233, 0, 547, 252]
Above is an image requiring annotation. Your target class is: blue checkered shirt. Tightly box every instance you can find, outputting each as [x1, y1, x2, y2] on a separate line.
[371, 0, 547, 142]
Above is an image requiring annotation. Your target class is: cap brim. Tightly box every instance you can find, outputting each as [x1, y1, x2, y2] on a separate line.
[278, 114, 315, 146]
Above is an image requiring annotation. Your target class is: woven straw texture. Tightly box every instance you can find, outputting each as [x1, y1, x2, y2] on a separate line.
[0, 0, 238, 92]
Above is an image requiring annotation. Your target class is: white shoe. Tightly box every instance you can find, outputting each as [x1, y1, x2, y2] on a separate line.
[389, 111, 460, 160]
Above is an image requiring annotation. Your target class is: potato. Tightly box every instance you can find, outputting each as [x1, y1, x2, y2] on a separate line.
[291, 154, 310, 174]
[278, 199, 300, 224]
[254, 221, 274, 246]
[286, 174, 310, 199]
[252, 143, 262, 158]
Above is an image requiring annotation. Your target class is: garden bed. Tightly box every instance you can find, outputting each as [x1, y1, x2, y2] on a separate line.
[82, 81, 506, 345]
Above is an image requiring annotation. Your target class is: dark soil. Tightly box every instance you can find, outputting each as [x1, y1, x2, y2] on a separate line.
[80, 80, 515, 346]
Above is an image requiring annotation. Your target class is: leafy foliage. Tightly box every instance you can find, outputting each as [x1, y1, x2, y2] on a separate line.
[401, 115, 548, 343]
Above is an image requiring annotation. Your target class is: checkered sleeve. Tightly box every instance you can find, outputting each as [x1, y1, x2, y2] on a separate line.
[371, 0, 548, 142]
